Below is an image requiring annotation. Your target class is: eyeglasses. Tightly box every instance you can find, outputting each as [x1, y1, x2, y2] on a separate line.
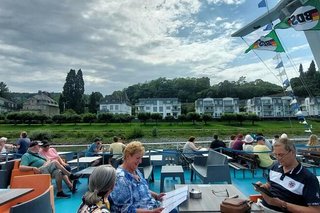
[212, 189, 229, 197]
[273, 151, 291, 160]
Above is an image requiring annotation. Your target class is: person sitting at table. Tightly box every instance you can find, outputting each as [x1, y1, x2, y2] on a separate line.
[110, 141, 166, 213]
[109, 136, 126, 166]
[20, 141, 81, 197]
[254, 137, 320, 212]
[182, 136, 202, 160]
[231, 134, 244, 150]
[77, 165, 116, 213]
[86, 138, 103, 157]
[209, 134, 226, 150]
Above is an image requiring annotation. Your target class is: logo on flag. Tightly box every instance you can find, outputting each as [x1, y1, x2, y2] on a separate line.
[245, 30, 285, 53]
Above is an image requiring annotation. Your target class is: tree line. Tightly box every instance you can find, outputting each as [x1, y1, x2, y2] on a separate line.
[0, 60, 318, 115]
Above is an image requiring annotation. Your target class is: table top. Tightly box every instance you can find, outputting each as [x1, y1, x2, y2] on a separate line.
[68, 156, 102, 164]
[0, 188, 34, 205]
[175, 184, 262, 212]
[161, 165, 184, 173]
[57, 151, 73, 155]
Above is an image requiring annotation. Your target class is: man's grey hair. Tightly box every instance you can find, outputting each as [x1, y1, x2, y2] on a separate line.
[274, 137, 296, 152]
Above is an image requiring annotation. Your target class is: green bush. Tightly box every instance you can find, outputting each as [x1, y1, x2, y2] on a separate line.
[127, 127, 144, 139]
[29, 129, 53, 141]
[152, 127, 158, 137]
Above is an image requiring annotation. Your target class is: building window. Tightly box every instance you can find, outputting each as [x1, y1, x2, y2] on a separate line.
[146, 106, 150, 111]
[159, 106, 163, 112]
[115, 105, 119, 110]
[166, 106, 171, 110]
[110, 105, 113, 110]
[153, 107, 157, 112]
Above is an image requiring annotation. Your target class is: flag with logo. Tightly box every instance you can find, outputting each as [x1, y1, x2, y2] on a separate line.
[245, 30, 285, 53]
[274, 0, 320, 31]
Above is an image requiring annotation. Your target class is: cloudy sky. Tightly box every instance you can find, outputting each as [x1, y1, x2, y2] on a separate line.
[0, 0, 315, 96]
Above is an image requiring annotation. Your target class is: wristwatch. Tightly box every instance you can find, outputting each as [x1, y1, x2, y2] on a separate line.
[281, 201, 287, 210]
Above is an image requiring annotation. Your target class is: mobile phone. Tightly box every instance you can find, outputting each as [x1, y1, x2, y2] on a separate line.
[252, 183, 274, 197]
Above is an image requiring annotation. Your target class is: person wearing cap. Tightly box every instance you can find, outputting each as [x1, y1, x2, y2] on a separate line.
[15, 131, 30, 157]
[86, 138, 103, 157]
[255, 137, 320, 212]
[253, 136, 273, 169]
[19, 141, 81, 198]
[39, 140, 72, 172]
[243, 134, 254, 152]
[256, 132, 272, 150]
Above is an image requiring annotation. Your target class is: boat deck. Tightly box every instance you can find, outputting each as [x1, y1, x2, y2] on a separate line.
[55, 166, 269, 213]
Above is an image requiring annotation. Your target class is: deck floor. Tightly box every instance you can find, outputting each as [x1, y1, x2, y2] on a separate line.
[55, 166, 274, 213]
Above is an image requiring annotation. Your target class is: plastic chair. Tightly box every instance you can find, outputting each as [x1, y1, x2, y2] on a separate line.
[10, 160, 34, 184]
[9, 187, 52, 213]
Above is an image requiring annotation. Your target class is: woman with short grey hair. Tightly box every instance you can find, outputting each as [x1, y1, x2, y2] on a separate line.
[78, 165, 116, 213]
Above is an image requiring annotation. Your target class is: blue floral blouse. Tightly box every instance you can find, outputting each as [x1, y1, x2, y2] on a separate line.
[110, 166, 160, 212]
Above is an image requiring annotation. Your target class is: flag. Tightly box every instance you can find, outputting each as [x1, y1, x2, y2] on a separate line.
[285, 86, 293, 92]
[258, 0, 266, 8]
[277, 70, 286, 76]
[263, 23, 273, 31]
[283, 79, 290, 88]
[274, 0, 320, 31]
[275, 61, 283, 69]
[290, 99, 297, 105]
[291, 103, 300, 110]
[245, 30, 285, 53]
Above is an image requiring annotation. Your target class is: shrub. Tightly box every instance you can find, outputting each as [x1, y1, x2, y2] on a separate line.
[127, 127, 144, 139]
[29, 130, 53, 141]
[152, 127, 158, 137]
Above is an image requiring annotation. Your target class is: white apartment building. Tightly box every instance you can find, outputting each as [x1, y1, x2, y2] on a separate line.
[304, 97, 320, 116]
[195, 97, 239, 118]
[135, 98, 181, 118]
[22, 92, 59, 116]
[246, 96, 293, 117]
[99, 100, 132, 115]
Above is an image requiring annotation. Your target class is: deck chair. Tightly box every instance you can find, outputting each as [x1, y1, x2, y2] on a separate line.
[0, 159, 15, 188]
[10, 187, 52, 213]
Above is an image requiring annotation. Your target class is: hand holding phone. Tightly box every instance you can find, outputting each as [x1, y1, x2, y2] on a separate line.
[252, 183, 274, 197]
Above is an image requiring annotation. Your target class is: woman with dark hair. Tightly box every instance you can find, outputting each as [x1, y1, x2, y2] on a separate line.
[78, 165, 116, 213]
[182, 136, 202, 159]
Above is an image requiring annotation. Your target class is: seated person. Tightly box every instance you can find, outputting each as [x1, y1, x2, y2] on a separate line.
[20, 141, 81, 197]
[86, 138, 103, 157]
[15, 131, 30, 158]
[110, 141, 165, 212]
[209, 134, 226, 150]
[109, 136, 126, 166]
[78, 165, 116, 213]
[306, 134, 319, 152]
[253, 136, 273, 169]
[0, 137, 15, 153]
[254, 137, 320, 212]
[39, 140, 72, 172]
[182, 136, 202, 160]
[231, 134, 244, 150]
[242, 134, 254, 152]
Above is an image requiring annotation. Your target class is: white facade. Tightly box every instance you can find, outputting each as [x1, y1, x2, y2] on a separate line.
[246, 96, 293, 117]
[0, 97, 17, 113]
[195, 97, 239, 118]
[304, 97, 320, 116]
[99, 102, 132, 115]
[136, 98, 181, 118]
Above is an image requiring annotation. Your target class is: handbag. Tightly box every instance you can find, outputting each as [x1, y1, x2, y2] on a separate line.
[220, 198, 251, 213]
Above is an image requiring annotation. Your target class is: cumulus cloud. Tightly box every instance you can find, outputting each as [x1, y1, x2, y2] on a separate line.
[0, 0, 314, 95]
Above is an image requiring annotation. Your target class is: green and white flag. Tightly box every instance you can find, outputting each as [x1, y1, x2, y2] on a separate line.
[245, 30, 285, 53]
[275, 0, 320, 31]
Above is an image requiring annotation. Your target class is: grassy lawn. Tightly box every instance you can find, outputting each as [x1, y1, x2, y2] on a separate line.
[0, 119, 318, 145]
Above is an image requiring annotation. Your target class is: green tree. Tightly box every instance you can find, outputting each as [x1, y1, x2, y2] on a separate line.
[137, 112, 150, 125]
[82, 113, 96, 125]
[202, 114, 212, 125]
[236, 113, 246, 126]
[61, 69, 85, 114]
[246, 113, 259, 125]
[150, 113, 162, 125]
[98, 113, 113, 125]
[177, 114, 186, 124]
[164, 115, 175, 125]
[0, 82, 10, 99]
[186, 112, 200, 125]
[221, 113, 236, 124]
[52, 114, 67, 125]
[88, 92, 103, 113]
